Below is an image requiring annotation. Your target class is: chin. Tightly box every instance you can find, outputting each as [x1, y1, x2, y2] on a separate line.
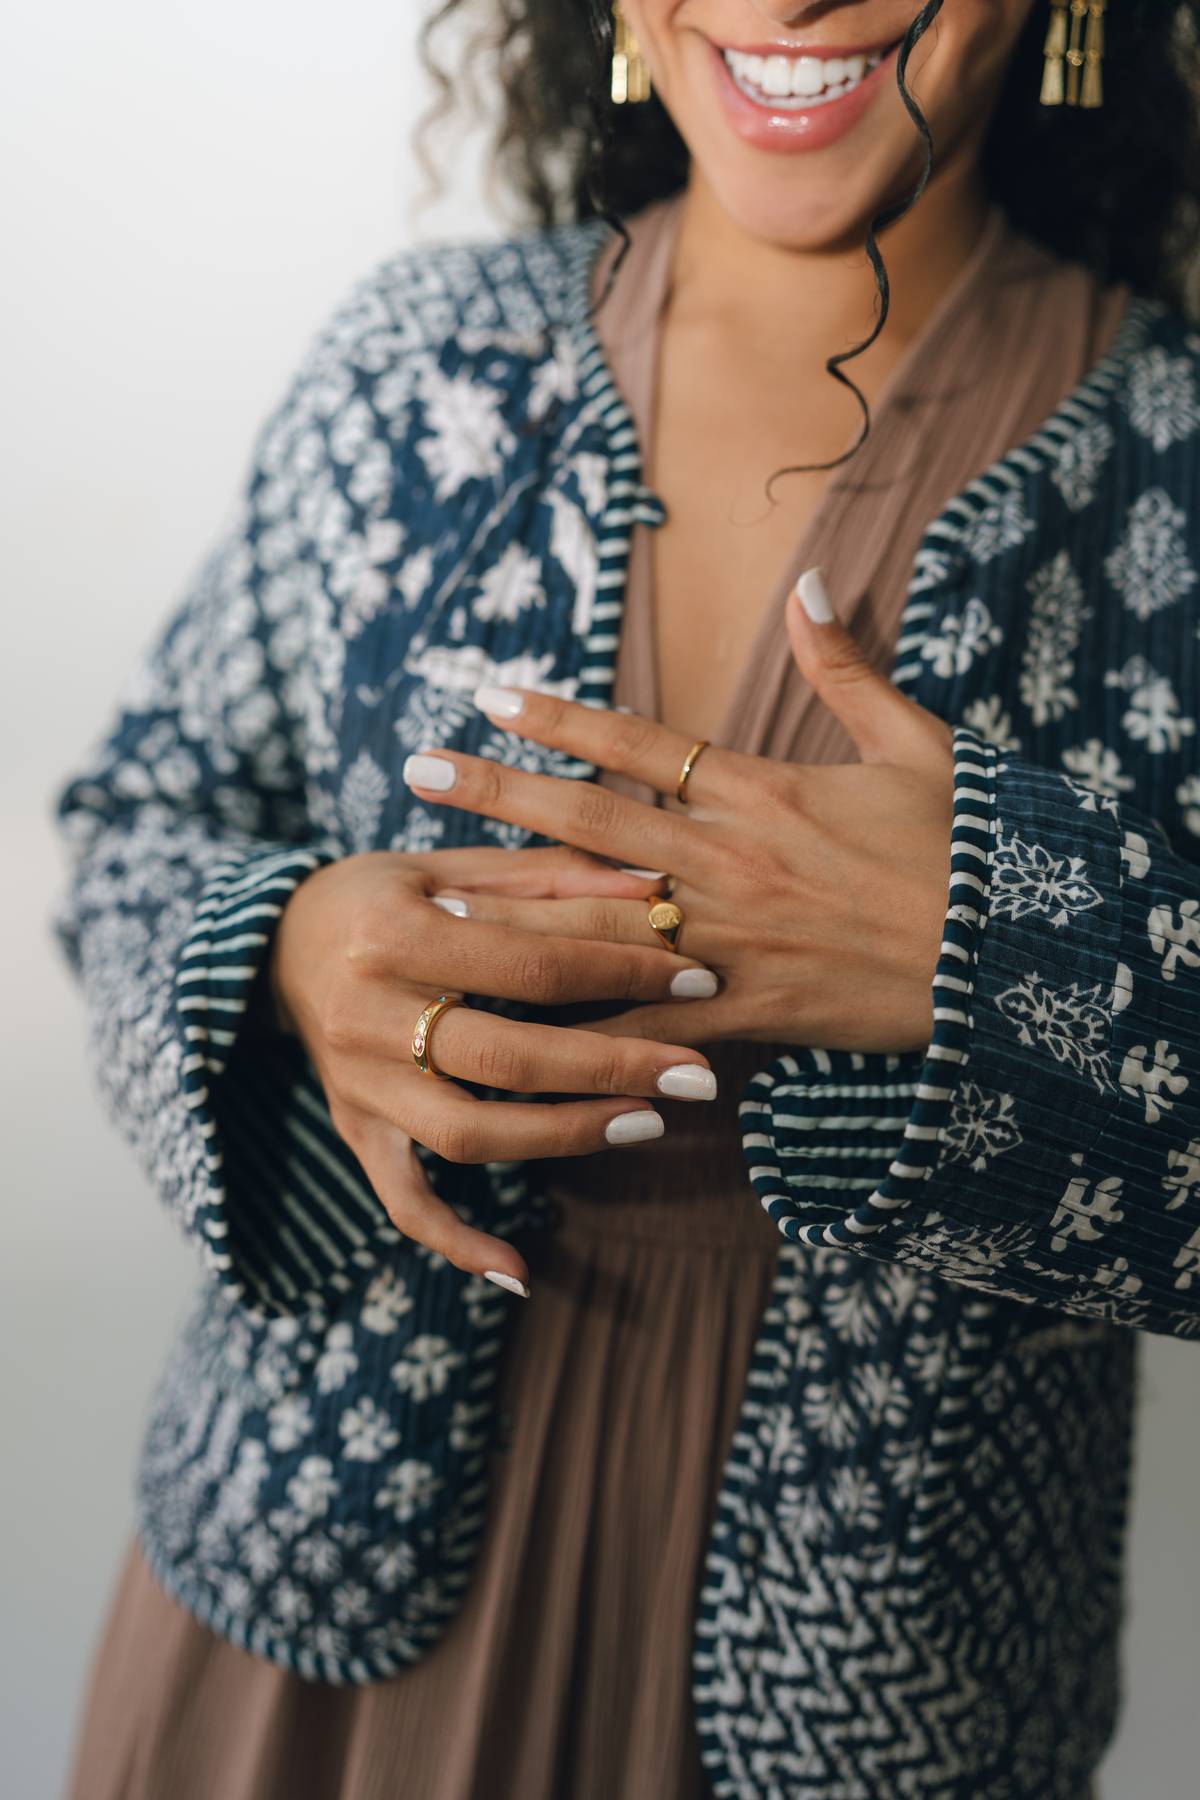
[696, 155, 898, 255]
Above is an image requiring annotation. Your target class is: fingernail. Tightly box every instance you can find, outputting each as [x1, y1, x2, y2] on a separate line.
[433, 895, 470, 918]
[605, 1110, 666, 1145]
[656, 1064, 718, 1101]
[473, 685, 525, 719]
[670, 968, 718, 999]
[403, 753, 457, 792]
[484, 1270, 530, 1299]
[619, 866, 668, 880]
[795, 567, 835, 624]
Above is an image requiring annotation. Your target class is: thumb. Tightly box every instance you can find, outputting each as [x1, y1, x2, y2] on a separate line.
[786, 567, 949, 768]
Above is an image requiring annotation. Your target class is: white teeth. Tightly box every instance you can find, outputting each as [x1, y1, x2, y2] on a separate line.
[723, 46, 882, 109]
[792, 56, 824, 98]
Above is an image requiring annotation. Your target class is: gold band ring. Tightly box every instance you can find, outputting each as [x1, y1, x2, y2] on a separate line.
[647, 897, 685, 953]
[676, 739, 709, 806]
[411, 993, 462, 1077]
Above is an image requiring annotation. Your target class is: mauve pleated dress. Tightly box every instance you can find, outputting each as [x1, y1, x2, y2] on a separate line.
[65, 197, 1126, 1800]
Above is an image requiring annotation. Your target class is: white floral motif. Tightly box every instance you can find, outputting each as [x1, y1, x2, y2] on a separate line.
[390, 1335, 465, 1403]
[1104, 489, 1197, 622]
[1049, 418, 1114, 511]
[1119, 1039, 1189, 1123]
[472, 542, 545, 622]
[940, 1081, 1023, 1172]
[959, 694, 1020, 749]
[1106, 658, 1197, 754]
[1163, 1139, 1200, 1212]
[267, 1393, 313, 1453]
[359, 1268, 414, 1336]
[1018, 551, 1090, 725]
[1048, 1153, 1124, 1253]
[1124, 346, 1200, 451]
[1176, 773, 1200, 837]
[338, 1397, 401, 1462]
[1059, 741, 1133, 815]
[1121, 830, 1152, 882]
[1147, 897, 1200, 981]
[994, 973, 1111, 1090]
[375, 1459, 442, 1526]
[957, 486, 1034, 563]
[920, 597, 1004, 679]
[314, 1323, 358, 1395]
[1174, 1228, 1200, 1290]
[414, 365, 514, 499]
[339, 751, 391, 855]
[992, 827, 1103, 928]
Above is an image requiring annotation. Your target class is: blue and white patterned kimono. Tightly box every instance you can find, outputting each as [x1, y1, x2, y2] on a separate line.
[51, 217, 1200, 1797]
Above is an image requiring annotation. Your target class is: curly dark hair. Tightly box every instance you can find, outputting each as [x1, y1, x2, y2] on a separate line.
[418, 0, 1200, 473]
[419, 0, 1200, 307]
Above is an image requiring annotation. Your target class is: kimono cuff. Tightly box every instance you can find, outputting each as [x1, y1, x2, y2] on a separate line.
[175, 840, 390, 1319]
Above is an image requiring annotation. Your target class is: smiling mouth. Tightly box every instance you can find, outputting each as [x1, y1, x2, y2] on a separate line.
[721, 45, 897, 108]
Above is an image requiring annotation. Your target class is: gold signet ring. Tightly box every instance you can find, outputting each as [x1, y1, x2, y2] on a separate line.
[676, 739, 709, 805]
[648, 898, 684, 953]
[411, 993, 462, 1077]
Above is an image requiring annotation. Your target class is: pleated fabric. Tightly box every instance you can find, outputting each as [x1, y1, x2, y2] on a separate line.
[65, 196, 1125, 1800]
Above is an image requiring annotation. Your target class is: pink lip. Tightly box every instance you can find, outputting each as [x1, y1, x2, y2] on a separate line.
[707, 39, 901, 155]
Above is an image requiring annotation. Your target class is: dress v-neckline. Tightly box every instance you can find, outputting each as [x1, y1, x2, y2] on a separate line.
[597, 196, 1009, 758]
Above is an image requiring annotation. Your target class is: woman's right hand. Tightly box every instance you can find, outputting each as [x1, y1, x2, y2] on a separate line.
[267, 845, 719, 1292]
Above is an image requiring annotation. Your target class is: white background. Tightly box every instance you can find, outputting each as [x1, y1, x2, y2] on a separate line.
[1, 5, 1196, 1796]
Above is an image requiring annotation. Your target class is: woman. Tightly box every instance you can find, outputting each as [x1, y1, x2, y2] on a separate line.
[54, 0, 1200, 1795]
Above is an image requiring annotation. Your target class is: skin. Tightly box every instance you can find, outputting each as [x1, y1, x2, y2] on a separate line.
[271, 0, 1037, 1291]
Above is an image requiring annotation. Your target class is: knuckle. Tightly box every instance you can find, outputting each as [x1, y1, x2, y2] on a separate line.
[427, 1114, 485, 1165]
[588, 1047, 629, 1097]
[319, 993, 366, 1054]
[473, 1032, 522, 1093]
[515, 942, 568, 999]
[568, 782, 620, 840]
[608, 711, 661, 769]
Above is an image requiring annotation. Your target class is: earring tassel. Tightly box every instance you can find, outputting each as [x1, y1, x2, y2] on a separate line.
[1080, 0, 1106, 107]
[1064, 0, 1088, 105]
[1040, 0, 1069, 106]
[612, 4, 651, 105]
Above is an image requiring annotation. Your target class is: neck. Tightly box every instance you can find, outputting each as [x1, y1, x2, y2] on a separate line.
[670, 161, 993, 378]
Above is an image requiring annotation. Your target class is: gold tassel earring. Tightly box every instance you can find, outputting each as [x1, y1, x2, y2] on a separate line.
[611, 2, 652, 105]
[1041, 0, 1106, 108]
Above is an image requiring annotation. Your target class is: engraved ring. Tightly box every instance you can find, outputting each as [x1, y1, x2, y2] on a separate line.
[647, 897, 685, 954]
[676, 739, 709, 806]
[411, 993, 463, 1077]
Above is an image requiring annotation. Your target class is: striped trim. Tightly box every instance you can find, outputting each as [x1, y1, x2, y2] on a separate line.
[563, 227, 666, 712]
[172, 838, 390, 1316]
[737, 727, 996, 1248]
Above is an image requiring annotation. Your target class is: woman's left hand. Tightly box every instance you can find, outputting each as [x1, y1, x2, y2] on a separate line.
[403, 573, 956, 1056]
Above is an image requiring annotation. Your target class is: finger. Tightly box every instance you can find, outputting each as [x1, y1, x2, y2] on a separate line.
[786, 568, 953, 770]
[347, 995, 718, 1098]
[370, 907, 705, 1005]
[401, 749, 706, 878]
[429, 890, 718, 989]
[471, 684, 742, 810]
[578, 999, 729, 1046]
[407, 844, 669, 901]
[395, 1077, 668, 1161]
[343, 1109, 532, 1292]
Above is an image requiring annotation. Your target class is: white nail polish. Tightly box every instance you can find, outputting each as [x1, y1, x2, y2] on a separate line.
[604, 1110, 665, 1145]
[670, 968, 718, 999]
[433, 895, 470, 918]
[619, 866, 668, 880]
[795, 567, 835, 624]
[403, 753, 457, 792]
[484, 1270, 530, 1298]
[656, 1064, 718, 1101]
[473, 685, 525, 719]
